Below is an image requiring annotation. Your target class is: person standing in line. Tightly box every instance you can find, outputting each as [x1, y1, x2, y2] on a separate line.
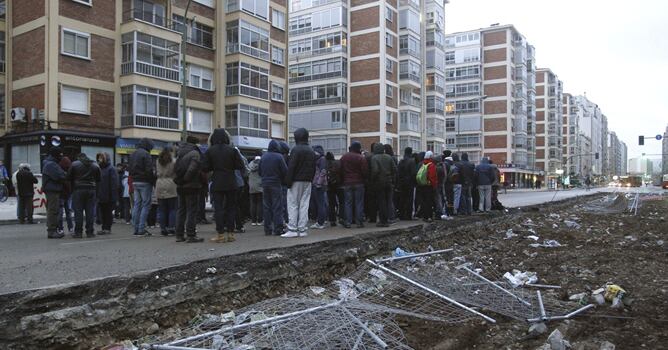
[16, 163, 38, 224]
[203, 129, 245, 243]
[457, 152, 475, 215]
[363, 144, 377, 224]
[310, 145, 328, 230]
[156, 148, 178, 236]
[197, 172, 210, 225]
[474, 157, 496, 212]
[396, 147, 416, 220]
[118, 164, 131, 224]
[370, 143, 397, 227]
[96, 153, 118, 235]
[57, 156, 74, 234]
[416, 151, 438, 222]
[339, 141, 368, 228]
[248, 154, 263, 226]
[128, 138, 156, 236]
[260, 140, 287, 236]
[282, 128, 316, 238]
[173, 136, 205, 243]
[68, 153, 101, 238]
[42, 147, 67, 239]
[324, 152, 342, 227]
[442, 151, 455, 216]
[383, 144, 399, 222]
[232, 147, 249, 233]
[278, 141, 290, 225]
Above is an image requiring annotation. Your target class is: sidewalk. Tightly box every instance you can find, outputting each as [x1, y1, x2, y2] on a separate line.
[0, 197, 46, 223]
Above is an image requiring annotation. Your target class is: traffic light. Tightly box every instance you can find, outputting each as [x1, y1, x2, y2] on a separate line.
[639, 135, 644, 145]
[595, 152, 599, 160]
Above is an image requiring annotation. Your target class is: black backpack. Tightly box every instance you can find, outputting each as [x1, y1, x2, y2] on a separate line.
[327, 160, 340, 189]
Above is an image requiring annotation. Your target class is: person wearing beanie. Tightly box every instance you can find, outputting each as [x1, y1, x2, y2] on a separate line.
[339, 141, 368, 228]
[416, 149, 438, 222]
[369, 143, 397, 227]
[128, 137, 156, 236]
[172, 136, 205, 243]
[396, 147, 416, 220]
[42, 147, 67, 238]
[282, 128, 315, 238]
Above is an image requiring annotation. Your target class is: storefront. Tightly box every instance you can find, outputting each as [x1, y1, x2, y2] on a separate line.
[115, 138, 208, 163]
[0, 130, 116, 174]
[498, 164, 542, 189]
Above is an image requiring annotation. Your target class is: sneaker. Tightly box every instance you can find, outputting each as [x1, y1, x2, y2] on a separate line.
[257, 221, 263, 226]
[310, 223, 325, 229]
[186, 236, 204, 243]
[299, 231, 308, 237]
[97, 230, 108, 235]
[48, 232, 65, 239]
[280, 231, 299, 238]
[68, 228, 75, 234]
[344, 224, 351, 229]
[251, 222, 257, 226]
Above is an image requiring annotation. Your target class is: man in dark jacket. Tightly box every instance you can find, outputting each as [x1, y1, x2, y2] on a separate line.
[260, 140, 288, 236]
[278, 141, 290, 223]
[310, 145, 328, 229]
[128, 138, 155, 235]
[68, 153, 101, 238]
[174, 136, 205, 243]
[396, 147, 416, 220]
[442, 150, 454, 215]
[282, 128, 315, 237]
[16, 163, 38, 224]
[96, 153, 118, 235]
[325, 152, 342, 226]
[456, 152, 475, 215]
[370, 143, 397, 227]
[474, 157, 496, 212]
[339, 141, 368, 228]
[202, 129, 244, 242]
[42, 147, 67, 238]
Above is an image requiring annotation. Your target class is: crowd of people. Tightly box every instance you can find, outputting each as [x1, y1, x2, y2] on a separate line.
[20, 127, 505, 242]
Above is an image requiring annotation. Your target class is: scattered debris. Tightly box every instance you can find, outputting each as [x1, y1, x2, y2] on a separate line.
[564, 220, 581, 229]
[528, 322, 547, 336]
[546, 329, 571, 350]
[505, 229, 518, 239]
[503, 270, 538, 287]
[266, 253, 283, 260]
[526, 235, 540, 241]
[530, 240, 562, 248]
[205, 267, 217, 274]
[309, 286, 326, 295]
[146, 323, 159, 335]
[599, 340, 616, 350]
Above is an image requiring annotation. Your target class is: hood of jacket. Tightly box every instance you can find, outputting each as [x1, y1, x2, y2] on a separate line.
[480, 157, 490, 165]
[313, 145, 325, 157]
[294, 128, 309, 145]
[268, 139, 281, 153]
[210, 128, 230, 145]
[278, 141, 290, 155]
[98, 153, 111, 169]
[461, 153, 469, 161]
[372, 143, 385, 155]
[137, 138, 154, 152]
[177, 142, 200, 158]
[78, 153, 94, 167]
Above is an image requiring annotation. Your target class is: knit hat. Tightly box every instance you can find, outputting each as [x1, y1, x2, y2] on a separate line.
[186, 136, 200, 144]
[49, 147, 63, 158]
[403, 147, 413, 156]
[425, 151, 433, 159]
[350, 141, 362, 153]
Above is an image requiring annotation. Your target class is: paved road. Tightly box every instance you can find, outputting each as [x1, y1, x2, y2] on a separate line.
[1, 187, 662, 294]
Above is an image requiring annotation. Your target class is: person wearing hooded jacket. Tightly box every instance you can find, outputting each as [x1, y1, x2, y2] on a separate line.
[260, 140, 288, 236]
[396, 147, 416, 220]
[96, 153, 118, 235]
[68, 153, 101, 237]
[310, 145, 328, 229]
[128, 138, 156, 235]
[340, 141, 368, 228]
[456, 152, 475, 215]
[42, 147, 68, 238]
[278, 141, 290, 224]
[173, 136, 205, 243]
[248, 153, 263, 226]
[202, 129, 244, 243]
[16, 163, 38, 224]
[370, 143, 397, 227]
[474, 157, 496, 212]
[417, 151, 438, 222]
[282, 128, 315, 237]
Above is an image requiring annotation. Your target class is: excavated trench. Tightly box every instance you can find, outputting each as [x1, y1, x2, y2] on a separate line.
[0, 194, 605, 350]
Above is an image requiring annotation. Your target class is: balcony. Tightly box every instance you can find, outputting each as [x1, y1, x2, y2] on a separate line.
[122, 61, 180, 82]
[121, 114, 180, 131]
[289, 96, 346, 108]
[289, 70, 345, 84]
[289, 45, 347, 61]
[122, 1, 173, 30]
[226, 44, 270, 61]
[399, 72, 421, 85]
[399, 0, 420, 10]
[399, 47, 420, 59]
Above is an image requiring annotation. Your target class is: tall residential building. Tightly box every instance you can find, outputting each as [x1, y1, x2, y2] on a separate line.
[607, 131, 623, 176]
[620, 140, 627, 175]
[561, 93, 579, 175]
[628, 157, 653, 175]
[444, 24, 537, 187]
[574, 94, 604, 176]
[287, 0, 448, 155]
[0, 0, 288, 173]
[663, 124, 668, 174]
[600, 113, 608, 177]
[535, 68, 563, 180]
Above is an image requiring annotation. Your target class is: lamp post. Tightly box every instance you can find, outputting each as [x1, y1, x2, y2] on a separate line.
[181, 0, 194, 142]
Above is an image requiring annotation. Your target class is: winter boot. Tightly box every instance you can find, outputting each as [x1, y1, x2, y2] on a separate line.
[210, 233, 226, 243]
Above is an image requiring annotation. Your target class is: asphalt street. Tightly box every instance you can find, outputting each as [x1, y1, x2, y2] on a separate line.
[0, 187, 660, 294]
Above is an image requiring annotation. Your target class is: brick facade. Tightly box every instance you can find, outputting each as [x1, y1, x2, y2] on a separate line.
[484, 100, 507, 114]
[350, 58, 380, 82]
[13, 0, 45, 27]
[350, 110, 379, 133]
[187, 87, 214, 103]
[351, 7, 379, 32]
[484, 135, 506, 148]
[483, 48, 506, 63]
[483, 82, 506, 97]
[350, 85, 380, 108]
[59, 34, 115, 82]
[59, 89, 115, 133]
[351, 32, 380, 57]
[186, 44, 215, 61]
[484, 117, 506, 132]
[12, 85, 46, 118]
[483, 31, 506, 46]
[12, 28, 45, 81]
[484, 66, 506, 80]
[60, 0, 117, 31]
[350, 136, 379, 153]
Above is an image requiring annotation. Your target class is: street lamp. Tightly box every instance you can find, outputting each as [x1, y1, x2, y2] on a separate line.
[181, 0, 194, 142]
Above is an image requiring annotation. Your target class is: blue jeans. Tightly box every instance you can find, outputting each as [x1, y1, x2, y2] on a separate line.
[262, 185, 283, 235]
[158, 197, 177, 233]
[344, 184, 364, 226]
[58, 196, 73, 231]
[132, 182, 153, 233]
[72, 188, 96, 234]
[460, 186, 472, 215]
[312, 186, 328, 225]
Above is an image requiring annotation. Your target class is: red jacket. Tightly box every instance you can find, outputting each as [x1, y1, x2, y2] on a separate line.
[422, 159, 438, 189]
[340, 151, 369, 186]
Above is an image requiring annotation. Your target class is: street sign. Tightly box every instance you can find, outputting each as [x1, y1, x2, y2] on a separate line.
[657, 134, 663, 140]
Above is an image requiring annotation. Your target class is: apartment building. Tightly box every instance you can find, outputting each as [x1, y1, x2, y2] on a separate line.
[573, 94, 603, 177]
[287, 0, 448, 155]
[534, 68, 563, 181]
[0, 0, 288, 173]
[663, 124, 668, 174]
[444, 24, 538, 187]
[620, 140, 627, 175]
[607, 131, 624, 177]
[561, 93, 579, 175]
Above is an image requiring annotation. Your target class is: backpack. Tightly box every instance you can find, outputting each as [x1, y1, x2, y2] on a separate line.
[416, 163, 430, 186]
[327, 161, 340, 188]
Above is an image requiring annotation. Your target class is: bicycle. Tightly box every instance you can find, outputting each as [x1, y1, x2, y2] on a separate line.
[0, 183, 8, 203]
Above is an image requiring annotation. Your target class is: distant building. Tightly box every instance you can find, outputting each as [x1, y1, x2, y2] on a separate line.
[663, 124, 668, 174]
[628, 157, 653, 175]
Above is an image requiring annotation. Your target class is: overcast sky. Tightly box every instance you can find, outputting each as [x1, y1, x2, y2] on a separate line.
[446, 0, 668, 161]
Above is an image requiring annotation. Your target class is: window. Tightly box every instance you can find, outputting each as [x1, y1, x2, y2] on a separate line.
[386, 58, 393, 73]
[226, 20, 270, 61]
[272, 9, 285, 30]
[399, 60, 421, 82]
[271, 121, 285, 139]
[289, 32, 347, 58]
[271, 83, 284, 102]
[445, 51, 455, 65]
[386, 111, 393, 124]
[61, 28, 90, 59]
[400, 136, 421, 152]
[72, 0, 92, 6]
[385, 33, 393, 48]
[385, 6, 394, 22]
[271, 46, 284, 65]
[399, 34, 420, 57]
[226, 104, 269, 138]
[400, 112, 420, 132]
[188, 108, 212, 133]
[399, 9, 420, 34]
[426, 49, 445, 72]
[121, 32, 180, 81]
[386, 85, 393, 99]
[289, 83, 347, 107]
[445, 118, 455, 132]
[61, 85, 89, 115]
[235, 0, 268, 19]
[445, 65, 480, 81]
[446, 82, 480, 98]
[289, 109, 347, 131]
[288, 57, 346, 83]
[189, 65, 214, 90]
[226, 62, 270, 100]
[426, 96, 445, 115]
[173, 15, 214, 48]
[426, 117, 444, 137]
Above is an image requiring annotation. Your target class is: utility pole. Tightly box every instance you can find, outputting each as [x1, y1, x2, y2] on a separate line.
[181, 0, 194, 142]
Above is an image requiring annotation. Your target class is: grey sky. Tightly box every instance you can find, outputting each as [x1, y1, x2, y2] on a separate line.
[446, 0, 668, 161]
